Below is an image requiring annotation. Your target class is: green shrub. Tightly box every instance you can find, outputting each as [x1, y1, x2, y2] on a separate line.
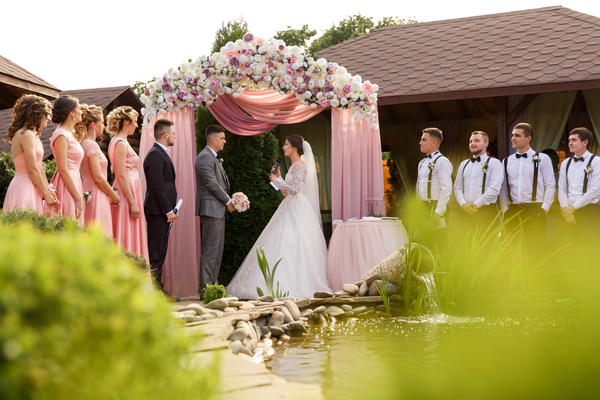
[0, 208, 82, 233]
[203, 284, 227, 304]
[195, 107, 283, 285]
[0, 222, 218, 400]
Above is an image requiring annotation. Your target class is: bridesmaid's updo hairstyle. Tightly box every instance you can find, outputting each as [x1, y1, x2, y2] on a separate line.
[51, 95, 79, 124]
[6, 94, 52, 142]
[74, 104, 103, 141]
[105, 106, 139, 138]
[286, 134, 304, 156]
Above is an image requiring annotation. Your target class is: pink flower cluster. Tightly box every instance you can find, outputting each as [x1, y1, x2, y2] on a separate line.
[231, 192, 250, 212]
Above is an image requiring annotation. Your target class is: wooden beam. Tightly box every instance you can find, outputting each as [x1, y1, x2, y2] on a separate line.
[468, 98, 497, 125]
[507, 94, 537, 125]
[376, 79, 600, 106]
[0, 83, 18, 109]
[456, 99, 470, 119]
[0, 73, 59, 99]
[419, 102, 435, 121]
[495, 97, 508, 160]
[383, 105, 401, 125]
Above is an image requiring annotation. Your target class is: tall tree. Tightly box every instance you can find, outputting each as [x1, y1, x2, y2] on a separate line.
[308, 14, 418, 55]
[211, 17, 249, 54]
[275, 24, 317, 53]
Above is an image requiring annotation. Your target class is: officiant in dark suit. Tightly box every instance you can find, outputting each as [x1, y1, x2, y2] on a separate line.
[143, 119, 178, 291]
[195, 124, 234, 294]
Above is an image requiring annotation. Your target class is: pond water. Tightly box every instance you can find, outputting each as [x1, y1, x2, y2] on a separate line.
[266, 313, 595, 399]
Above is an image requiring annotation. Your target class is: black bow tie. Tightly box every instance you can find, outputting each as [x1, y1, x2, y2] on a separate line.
[471, 156, 481, 163]
[574, 156, 585, 162]
[424, 154, 432, 159]
[516, 153, 528, 159]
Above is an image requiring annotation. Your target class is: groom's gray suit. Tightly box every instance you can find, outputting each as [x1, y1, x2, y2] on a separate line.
[195, 146, 230, 289]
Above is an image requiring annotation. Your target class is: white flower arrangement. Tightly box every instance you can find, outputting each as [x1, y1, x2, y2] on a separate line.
[140, 33, 379, 130]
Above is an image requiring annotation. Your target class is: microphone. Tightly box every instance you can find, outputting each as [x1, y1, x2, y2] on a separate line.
[273, 156, 282, 174]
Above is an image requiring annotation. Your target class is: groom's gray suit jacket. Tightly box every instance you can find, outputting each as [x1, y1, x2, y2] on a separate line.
[195, 146, 230, 218]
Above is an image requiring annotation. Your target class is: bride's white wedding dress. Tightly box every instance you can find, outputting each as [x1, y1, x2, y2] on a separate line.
[226, 142, 332, 299]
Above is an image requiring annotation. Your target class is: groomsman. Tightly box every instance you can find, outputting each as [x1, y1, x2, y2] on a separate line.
[500, 123, 555, 247]
[454, 131, 503, 229]
[557, 127, 600, 240]
[416, 128, 453, 247]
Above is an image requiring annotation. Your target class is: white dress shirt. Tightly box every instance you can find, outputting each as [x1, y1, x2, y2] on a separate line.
[454, 154, 503, 208]
[156, 142, 170, 155]
[499, 148, 555, 212]
[416, 151, 453, 216]
[558, 150, 600, 209]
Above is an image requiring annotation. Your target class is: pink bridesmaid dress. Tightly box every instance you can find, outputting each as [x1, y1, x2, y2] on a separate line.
[47, 127, 84, 225]
[108, 136, 149, 262]
[2, 139, 45, 212]
[81, 138, 113, 236]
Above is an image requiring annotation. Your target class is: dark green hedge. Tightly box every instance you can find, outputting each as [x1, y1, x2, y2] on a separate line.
[195, 107, 282, 285]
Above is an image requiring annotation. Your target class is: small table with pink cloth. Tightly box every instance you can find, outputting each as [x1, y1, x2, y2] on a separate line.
[326, 219, 409, 292]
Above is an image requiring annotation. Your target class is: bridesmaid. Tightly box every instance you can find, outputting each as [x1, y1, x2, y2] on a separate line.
[76, 104, 120, 236]
[46, 95, 84, 224]
[3, 95, 59, 211]
[107, 106, 149, 262]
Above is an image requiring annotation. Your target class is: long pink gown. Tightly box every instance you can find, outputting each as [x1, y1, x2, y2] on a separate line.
[108, 136, 149, 262]
[81, 138, 113, 236]
[46, 127, 84, 225]
[2, 138, 45, 212]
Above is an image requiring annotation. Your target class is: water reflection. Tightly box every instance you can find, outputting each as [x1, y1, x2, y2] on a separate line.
[266, 315, 588, 399]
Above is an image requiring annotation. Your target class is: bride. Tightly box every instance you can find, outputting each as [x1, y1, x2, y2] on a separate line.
[226, 135, 332, 299]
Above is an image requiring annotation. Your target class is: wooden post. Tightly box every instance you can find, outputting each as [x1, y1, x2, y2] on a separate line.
[495, 97, 508, 160]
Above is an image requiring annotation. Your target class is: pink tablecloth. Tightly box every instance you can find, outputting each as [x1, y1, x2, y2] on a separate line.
[327, 220, 408, 292]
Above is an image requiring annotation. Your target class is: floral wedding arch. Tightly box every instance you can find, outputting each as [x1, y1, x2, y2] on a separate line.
[137, 33, 385, 300]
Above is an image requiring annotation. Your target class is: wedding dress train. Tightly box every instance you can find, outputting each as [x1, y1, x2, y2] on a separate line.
[226, 142, 332, 299]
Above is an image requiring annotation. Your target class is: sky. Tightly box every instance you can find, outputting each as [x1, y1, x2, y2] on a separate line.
[2, 0, 600, 91]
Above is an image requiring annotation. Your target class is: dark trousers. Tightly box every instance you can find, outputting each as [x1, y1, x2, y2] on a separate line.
[504, 204, 546, 250]
[559, 203, 600, 245]
[146, 215, 170, 290]
[200, 215, 225, 290]
[458, 204, 499, 236]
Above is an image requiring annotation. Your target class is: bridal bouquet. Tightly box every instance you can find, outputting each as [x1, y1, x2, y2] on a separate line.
[231, 192, 250, 212]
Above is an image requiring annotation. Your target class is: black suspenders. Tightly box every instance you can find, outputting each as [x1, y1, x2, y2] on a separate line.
[427, 155, 443, 200]
[565, 155, 596, 195]
[461, 159, 489, 195]
[504, 153, 540, 204]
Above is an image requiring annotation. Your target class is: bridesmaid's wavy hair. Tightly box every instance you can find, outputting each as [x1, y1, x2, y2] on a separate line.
[5, 94, 52, 142]
[52, 95, 79, 125]
[74, 104, 103, 142]
[105, 106, 139, 138]
[286, 135, 304, 156]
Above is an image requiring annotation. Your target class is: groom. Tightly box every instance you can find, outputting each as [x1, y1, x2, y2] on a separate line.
[143, 119, 178, 291]
[195, 124, 234, 293]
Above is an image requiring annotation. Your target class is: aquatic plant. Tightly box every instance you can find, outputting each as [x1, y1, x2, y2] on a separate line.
[375, 265, 391, 317]
[256, 248, 288, 299]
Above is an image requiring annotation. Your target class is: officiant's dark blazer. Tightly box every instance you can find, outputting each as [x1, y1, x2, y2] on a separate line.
[144, 143, 177, 216]
[195, 146, 230, 219]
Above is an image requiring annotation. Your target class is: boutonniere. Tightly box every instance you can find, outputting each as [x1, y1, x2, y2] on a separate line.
[219, 158, 224, 163]
[482, 161, 489, 174]
[585, 165, 593, 175]
[428, 162, 435, 171]
[532, 154, 541, 164]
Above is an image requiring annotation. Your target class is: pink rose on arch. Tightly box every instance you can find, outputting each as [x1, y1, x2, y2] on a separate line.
[191, 90, 198, 96]
[210, 90, 217, 97]
[229, 56, 240, 68]
[343, 84, 351, 92]
[178, 88, 188, 97]
[163, 76, 168, 83]
[210, 80, 222, 90]
[362, 81, 375, 95]
[177, 94, 183, 101]
[161, 82, 172, 92]
[144, 90, 150, 96]
[279, 45, 285, 51]
[243, 33, 254, 43]
[202, 68, 212, 78]
[320, 99, 330, 107]
[291, 80, 297, 86]
[324, 83, 334, 93]
[182, 76, 189, 84]
[167, 96, 174, 103]
[256, 38, 266, 46]
[195, 95, 204, 103]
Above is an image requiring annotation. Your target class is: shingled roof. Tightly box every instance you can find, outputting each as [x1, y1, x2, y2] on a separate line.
[316, 6, 600, 104]
[0, 55, 60, 108]
[0, 86, 142, 158]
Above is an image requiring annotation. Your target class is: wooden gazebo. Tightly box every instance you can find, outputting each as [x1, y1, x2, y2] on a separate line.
[0, 54, 60, 109]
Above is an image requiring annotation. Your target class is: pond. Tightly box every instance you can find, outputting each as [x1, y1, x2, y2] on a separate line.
[266, 312, 597, 399]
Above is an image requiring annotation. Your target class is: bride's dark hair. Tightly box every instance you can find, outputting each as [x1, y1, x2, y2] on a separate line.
[286, 135, 304, 156]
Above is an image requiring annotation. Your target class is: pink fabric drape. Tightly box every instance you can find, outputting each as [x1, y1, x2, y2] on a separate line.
[233, 89, 323, 123]
[208, 94, 277, 136]
[331, 107, 385, 223]
[207, 89, 323, 136]
[139, 107, 200, 300]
